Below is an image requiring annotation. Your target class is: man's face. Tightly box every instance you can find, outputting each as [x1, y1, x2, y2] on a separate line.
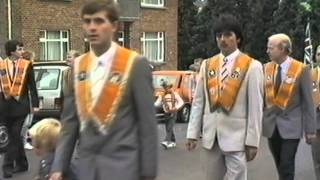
[266, 39, 284, 63]
[11, 45, 24, 59]
[316, 47, 320, 63]
[66, 53, 75, 66]
[82, 11, 117, 47]
[216, 31, 240, 56]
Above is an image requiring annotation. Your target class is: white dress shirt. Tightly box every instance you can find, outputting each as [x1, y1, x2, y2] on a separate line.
[90, 42, 117, 102]
[219, 49, 240, 80]
[278, 56, 292, 82]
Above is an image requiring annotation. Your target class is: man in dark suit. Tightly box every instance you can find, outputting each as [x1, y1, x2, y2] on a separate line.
[50, 1, 158, 180]
[0, 40, 39, 178]
[263, 33, 316, 180]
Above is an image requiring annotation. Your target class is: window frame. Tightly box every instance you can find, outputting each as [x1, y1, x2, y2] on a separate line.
[141, 0, 164, 8]
[117, 31, 124, 46]
[34, 68, 61, 90]
[141, 32, 165, 63]
[39, 30, 70, 61]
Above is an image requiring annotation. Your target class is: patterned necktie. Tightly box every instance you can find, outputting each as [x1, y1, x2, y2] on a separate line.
[275, 65, 282, 93]
[221, 57, 228, 84]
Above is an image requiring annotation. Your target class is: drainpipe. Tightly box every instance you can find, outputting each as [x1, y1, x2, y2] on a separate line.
[7, 0, 12, 40]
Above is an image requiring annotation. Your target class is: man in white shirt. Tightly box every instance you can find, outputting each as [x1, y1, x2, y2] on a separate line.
[186, 14, 264, 180]
[0, 40, 39, 178]
[263, 33, 316, 180]
[50, 1, 157, 180]
[311, 45, 320, 180]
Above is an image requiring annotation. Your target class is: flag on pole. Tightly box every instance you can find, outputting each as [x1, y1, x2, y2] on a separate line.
[304, 20, 313, 67]
[193, 0, 208, 14]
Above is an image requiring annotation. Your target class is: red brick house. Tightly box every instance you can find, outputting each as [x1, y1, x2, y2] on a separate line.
[0, 0, 178, 70]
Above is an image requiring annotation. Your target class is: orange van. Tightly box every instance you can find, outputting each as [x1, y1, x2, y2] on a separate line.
[152, 71, 197, 122]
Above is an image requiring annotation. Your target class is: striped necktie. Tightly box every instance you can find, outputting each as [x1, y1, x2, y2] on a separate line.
[221, 57, 228, 84]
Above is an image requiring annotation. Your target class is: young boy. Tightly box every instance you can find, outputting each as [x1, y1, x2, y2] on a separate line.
[28, 118, 63, 180]
[154, 81, 184, 149]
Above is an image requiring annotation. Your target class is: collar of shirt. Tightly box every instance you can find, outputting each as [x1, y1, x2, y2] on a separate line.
[279, 56, 292, 80]
[219, 49, 240, 73]
[95, 41, 117, 68]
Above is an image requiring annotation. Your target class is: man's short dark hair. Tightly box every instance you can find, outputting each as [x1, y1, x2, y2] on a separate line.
[81, 1, 119, 23]
[213, 14, 243, 46]
[5, 40, 23, 57]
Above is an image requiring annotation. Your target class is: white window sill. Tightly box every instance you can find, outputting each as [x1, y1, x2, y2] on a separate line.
[140, 4, 167, 10]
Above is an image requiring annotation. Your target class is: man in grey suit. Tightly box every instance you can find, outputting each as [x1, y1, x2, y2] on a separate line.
[311, 45, 320, 180]
[50, 1, 158, 180]
[186, 14, 264, 180]
[263, 33, 316, 180]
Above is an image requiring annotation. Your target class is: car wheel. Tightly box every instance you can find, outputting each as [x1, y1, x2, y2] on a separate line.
[178, 105, 190, 123]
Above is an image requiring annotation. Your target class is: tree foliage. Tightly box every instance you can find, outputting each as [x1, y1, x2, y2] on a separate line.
[178, 0, 320, 69]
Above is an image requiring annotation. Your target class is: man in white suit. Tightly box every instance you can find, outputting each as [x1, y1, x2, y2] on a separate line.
[186, 14, 264, 180]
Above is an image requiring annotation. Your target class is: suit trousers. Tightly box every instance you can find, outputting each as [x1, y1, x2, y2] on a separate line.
[268, 126, 300, 180]
[2, 115, 28, 172]
[201, 140, 247, 180]
[312, 130, 320, 180]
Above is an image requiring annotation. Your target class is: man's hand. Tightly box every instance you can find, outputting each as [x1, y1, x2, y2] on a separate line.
[305, 133, 317, 144]
[245, 146, 258, 162]
[49, 172, 63, 180]
[186, 139, 197, 151]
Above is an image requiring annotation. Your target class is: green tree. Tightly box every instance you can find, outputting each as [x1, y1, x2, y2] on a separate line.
[270, 0, 306, 59]
[178, 0, 279, 69]
[178, 0, 198, 70]
[178, 0, 320, 69]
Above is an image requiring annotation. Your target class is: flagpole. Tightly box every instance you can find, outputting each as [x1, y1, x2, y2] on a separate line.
[304, 16, 313, 68]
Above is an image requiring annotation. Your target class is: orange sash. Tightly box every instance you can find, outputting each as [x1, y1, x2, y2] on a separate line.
[311, 67, 320, 107]
[0, 58, 30, 99]
[264, 60, 305, 109]
[74, 46, 137, 132]
[206, 53, 252, 112]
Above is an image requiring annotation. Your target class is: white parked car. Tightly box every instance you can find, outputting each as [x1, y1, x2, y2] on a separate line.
[33, 61, 69, 122]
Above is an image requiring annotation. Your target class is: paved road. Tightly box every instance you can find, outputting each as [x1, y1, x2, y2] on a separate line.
[0, 123, 316, 180]
[157, 124, 316, 180]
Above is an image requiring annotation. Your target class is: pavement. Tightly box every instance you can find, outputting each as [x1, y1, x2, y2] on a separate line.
[0, 123, 317, 180]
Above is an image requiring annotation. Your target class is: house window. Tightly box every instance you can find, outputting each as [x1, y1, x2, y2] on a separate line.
[39, 30, 69, 61]
[141, 0, 164, 8]
[117, 31, 124, 46]
[141, 32, 164, 62]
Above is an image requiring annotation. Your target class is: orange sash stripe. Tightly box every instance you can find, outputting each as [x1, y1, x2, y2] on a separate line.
[0, 58, 30, 99]
[75, 46, 137, 131]
[311, 67, 320, 107]
[206, 55, 220, 110]
[264, 60, 305, 109]
[206, 53, 252, 112]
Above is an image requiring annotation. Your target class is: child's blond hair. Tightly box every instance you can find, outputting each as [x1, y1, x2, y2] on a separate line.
[29, 118, 61, 152]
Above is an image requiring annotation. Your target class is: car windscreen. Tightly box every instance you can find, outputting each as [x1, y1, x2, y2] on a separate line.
[152, 75, 178, 88]
[34, 69, 60, 90]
